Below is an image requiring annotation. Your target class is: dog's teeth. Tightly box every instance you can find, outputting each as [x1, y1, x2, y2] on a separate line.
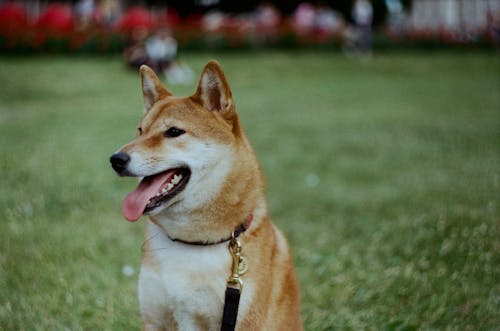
[161, 188, 168, 194]
[172, 174, 182, 185]
[167, 183, 174, 191]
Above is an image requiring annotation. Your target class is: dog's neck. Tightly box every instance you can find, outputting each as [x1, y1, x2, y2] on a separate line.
[162, 213, 254, 245]
[149, 197, 267, 245]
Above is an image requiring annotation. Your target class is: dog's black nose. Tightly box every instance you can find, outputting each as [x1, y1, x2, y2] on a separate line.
[110, 152, 130, 175]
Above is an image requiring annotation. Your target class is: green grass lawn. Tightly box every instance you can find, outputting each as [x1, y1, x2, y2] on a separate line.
[0, 51, 498, 330]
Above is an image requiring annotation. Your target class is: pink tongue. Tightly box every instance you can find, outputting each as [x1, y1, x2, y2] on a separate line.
[122, 171, 174, 222]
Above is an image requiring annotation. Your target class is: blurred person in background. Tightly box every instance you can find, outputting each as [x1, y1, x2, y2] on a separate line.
[145, 28, 193, 85]
[315, 2, 344, 42]
[95, 0, 121, 26]
[75, 0, 95, 28]
[352, 0, 373, 56]
[292, 2, 316, 37]
[145, 28, 177, 73]
[254, 2, 281, 46]
[123, 27, 149, 70]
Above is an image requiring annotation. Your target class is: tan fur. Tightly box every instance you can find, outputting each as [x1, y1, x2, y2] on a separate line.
[115, 61, 302, 330]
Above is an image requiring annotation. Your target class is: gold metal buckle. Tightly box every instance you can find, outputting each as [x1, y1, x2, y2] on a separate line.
[227, 233, 248, 291]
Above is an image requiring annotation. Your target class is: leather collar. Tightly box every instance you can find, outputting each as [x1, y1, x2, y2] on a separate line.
[166, 213, 253, 246]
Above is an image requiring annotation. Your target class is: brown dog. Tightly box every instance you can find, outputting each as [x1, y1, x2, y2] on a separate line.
[110, 60, 302, 330]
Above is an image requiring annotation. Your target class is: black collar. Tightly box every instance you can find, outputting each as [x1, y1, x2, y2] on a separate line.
[166, 214, 253, 246]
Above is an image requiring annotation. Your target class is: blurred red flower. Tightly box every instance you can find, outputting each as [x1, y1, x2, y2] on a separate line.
[116, 7, 156, 34]
[0, 3, 30, 47]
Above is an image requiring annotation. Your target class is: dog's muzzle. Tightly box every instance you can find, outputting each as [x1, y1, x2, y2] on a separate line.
[110, 152, 130, 175]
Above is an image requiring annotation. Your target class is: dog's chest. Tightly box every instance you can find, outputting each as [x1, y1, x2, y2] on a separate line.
[139, 224, 232, 329]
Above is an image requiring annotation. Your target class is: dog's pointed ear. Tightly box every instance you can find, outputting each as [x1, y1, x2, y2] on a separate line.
[192, 60, 233, 114]
[140, 65, 172, 112]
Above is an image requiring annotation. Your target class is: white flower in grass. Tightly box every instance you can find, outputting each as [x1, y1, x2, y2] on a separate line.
[122, 265, 135, 277]
[305, 173, 320, 188]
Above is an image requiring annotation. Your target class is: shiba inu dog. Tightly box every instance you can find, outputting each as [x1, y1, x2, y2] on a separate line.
[110, 60, 302, 331]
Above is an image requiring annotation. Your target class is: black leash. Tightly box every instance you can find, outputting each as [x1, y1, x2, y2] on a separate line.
[221, 287, 241, 331]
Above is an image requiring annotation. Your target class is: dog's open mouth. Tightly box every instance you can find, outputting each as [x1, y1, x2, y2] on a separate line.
[122, 167, 191, 222]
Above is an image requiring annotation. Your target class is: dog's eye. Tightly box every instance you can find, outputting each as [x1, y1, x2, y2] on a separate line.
[137, 127, 143, 135]
[164, 127, 185, 138]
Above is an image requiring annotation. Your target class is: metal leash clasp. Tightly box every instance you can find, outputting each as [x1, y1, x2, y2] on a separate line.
[227, 232, 248, 291]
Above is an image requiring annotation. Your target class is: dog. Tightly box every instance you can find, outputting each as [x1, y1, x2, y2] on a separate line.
[110, 60, 302, 331]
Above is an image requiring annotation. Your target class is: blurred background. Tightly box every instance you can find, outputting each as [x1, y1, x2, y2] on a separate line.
[0, 0, 499, 55]
[0, 0, 499, 330]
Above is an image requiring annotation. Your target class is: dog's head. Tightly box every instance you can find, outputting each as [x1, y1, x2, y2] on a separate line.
[110, 61, 242, 222]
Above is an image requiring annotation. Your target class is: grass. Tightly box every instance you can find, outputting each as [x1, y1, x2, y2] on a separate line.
[0, 50, 498, 330]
